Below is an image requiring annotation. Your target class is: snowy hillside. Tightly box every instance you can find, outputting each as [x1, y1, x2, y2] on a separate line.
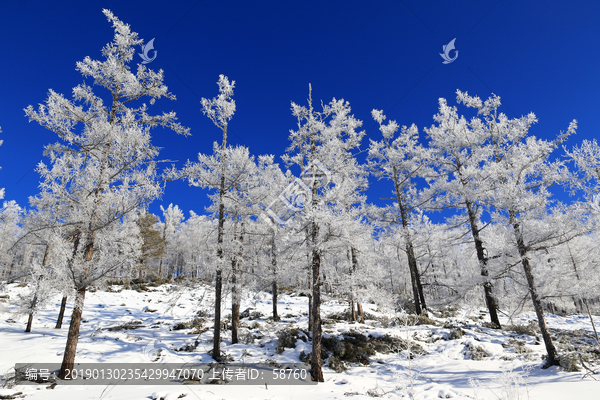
[0, 282, 598, 400]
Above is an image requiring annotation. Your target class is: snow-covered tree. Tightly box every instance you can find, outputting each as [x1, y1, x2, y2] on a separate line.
[24, 9, 188, 378]
[424, 91, 514, 328]
[472, 91, 577, 366]
[566, 139, 600, 199]
[281, 85, 365, 382]
[184, 74, 235, 361]
[369, 110, 431, 315]
[0, 201, 23, 280]
[135, 211, 166, 279]
[157, 203, 184, 278]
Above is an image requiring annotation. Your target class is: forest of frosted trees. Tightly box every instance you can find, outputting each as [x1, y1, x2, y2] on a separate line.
[1, 10, 599, 382]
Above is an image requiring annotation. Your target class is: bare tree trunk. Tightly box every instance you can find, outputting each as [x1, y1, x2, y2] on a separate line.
[213, 123, 228, 361]
[406, 241, 424, 314]
[25, 312, 34, 333]
[231, 257, 239, 344]
[466, 200, 501, 328]
[25, 280, 42, 333]
[57, 231, 81, 330]
[349, 247, 358, 322]
[392, 168, 426, 315]
[213, 266, 223, 360]
[231, 218, 242, 345]
[357, 302, 364, 323]
[58, 288, 85, 379]
[583, 299, 600, 347]
[55, 296, 67, 329]
[565, 242, 599, 347]
[231, 288, 239, 344]
[308, 292, 313, 332]
[26, 244, 51, 332]
[158, 218, 168, 279]
[511, 212, 559, 367]
[272, 280, 279, 322]
[58, 222, 96, 379]
[310, 246, 324, 382]
[271, 232, 279, 321]
[307, 255, 313, 332]
[415, 258, 428, 314]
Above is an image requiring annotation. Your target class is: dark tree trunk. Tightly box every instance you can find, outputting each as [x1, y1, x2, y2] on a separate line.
[392, 167, 426, 315]
[231, 301, 239, 344]
[310, 247, 324, 382]
[357, 302, 364, 323]
[466, 200, 501, 328]
[406, 241, 424, 315]
[231, 217, 243, 344]
[307, 256, 313, 332]
[59, 229, 95, 380]
[55, 296, 67, 329]
[272, 280, 279, 322]
[271, 232, 279, 321]
[349, 247, 359, 322]
[231, 260, 239, 344]
[212, 122, 228, 361]
[25, 312, 34, 333]
[308, 292, 313, 332]
[510, 212, 559, 367]
[57, 231, 80, 330]
[26, 244, 50, 333]
[58, 288, 86, 379]
[415, 259, 428, 314]
[213, 268, 223, 360]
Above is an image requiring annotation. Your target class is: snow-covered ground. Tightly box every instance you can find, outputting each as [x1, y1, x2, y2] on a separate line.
[1, 282, 598, 399]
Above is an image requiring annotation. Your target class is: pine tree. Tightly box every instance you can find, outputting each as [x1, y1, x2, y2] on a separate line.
[369, 110, 431, 315]
[136, 211, 166, 279]
[24, 9, 188, 378]
[282, 85, 364, 382]
[186, 75, 235, 361]
[451, 91, 577, 366]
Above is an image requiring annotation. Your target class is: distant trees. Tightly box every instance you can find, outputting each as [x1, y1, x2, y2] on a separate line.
[136, 211, 166, 279]
[0, 201, 23, 280]
[157, 204, 184, 278]
[24, 10, 188, 378]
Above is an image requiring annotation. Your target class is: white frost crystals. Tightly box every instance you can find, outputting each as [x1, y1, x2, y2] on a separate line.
[22, 9, 189, 378]
[590, 194, 600, 213]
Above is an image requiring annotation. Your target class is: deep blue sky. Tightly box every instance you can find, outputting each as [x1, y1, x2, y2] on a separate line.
[1, 0, 598, 220]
